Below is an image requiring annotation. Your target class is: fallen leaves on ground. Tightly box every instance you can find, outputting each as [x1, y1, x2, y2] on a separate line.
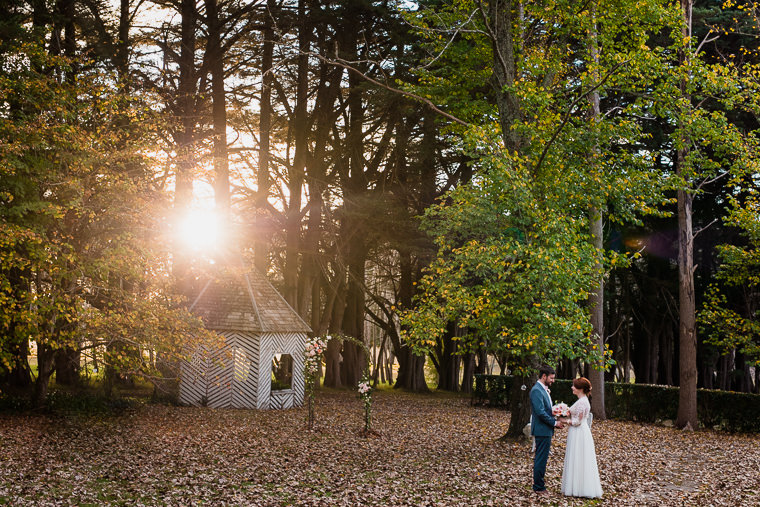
[0, 389, 758, 506]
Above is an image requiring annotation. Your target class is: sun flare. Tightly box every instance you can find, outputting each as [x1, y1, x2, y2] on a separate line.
[176, 209, 223, 252]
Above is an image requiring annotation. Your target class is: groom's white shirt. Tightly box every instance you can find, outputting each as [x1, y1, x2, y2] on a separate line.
[539, 380, 552, 405]
[531, 381, 553, 425]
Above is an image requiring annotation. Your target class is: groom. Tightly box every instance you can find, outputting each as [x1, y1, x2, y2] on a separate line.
[530, 365, 564, 495]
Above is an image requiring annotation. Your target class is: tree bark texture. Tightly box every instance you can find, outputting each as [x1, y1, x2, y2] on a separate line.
[586, 4, 606, 420]
[676, 182, 697, 429]
[205, 0, 230, 222]
[392, 249, 428, 392]
[486, 0, 523, 152]
[255, 0, 275, 273]
[323, 277, 346, 388]
[676, 0, 698, 431]
[503, 374, 532, 440]
[283, 0, 309, 309]
[340, 243, 368, 387]
[173, 0, 197, 295]
[460, 352, 475, 393]
[301, 55, 342, 330]
[33, 343, 55, 408]
[54, 347, 80, 385]
[395, 345, 429, 392]
[588, 207, 606, 419]
[434, 324, 461, 392]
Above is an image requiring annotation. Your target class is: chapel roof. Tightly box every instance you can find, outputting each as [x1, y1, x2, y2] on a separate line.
[189, 268, 311, 334]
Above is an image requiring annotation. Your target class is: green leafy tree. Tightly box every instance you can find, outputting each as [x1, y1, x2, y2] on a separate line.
[400, 0, 677, 437]
[699, 179, 760, 373]
[0, 39, 218, 405]
[402, 133, 613, 437]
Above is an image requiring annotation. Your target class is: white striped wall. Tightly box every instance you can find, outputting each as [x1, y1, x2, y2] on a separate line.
[178, 331, 306, 410]
[178, 344, 209, 406]
[257, 333, 306, 409]
[230, 334, 259, 409]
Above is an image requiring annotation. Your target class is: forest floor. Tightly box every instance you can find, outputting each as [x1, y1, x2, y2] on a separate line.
[0, 388, 758, 506]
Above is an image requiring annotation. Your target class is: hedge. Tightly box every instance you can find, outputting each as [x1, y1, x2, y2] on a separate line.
[0, 391, 137, 414]
[473, 374, 760, 433]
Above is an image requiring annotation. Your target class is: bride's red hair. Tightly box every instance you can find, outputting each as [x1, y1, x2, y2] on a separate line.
[573, 377, 592, 394]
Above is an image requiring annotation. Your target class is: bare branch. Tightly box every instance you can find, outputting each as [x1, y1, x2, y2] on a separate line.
[534, 59, 631, 175]
[695, 170, 730, 191]
[420, 8, 481, 70]
[305, 50, 470, 127]
[693, 218, 720, 238]
[695, 29, 720, 55]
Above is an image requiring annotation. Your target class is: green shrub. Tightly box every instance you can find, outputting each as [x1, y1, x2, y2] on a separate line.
[0, 394, 32, 412]
[473, 374, 760, 433]
[46, 391, 135, 413]
[697, 389, 760, 433]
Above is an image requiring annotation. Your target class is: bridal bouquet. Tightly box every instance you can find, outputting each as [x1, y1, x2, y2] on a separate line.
[552, 402, 570, 418]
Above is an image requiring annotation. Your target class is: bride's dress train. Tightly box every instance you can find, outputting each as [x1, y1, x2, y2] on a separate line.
[561, 396, 603, 498]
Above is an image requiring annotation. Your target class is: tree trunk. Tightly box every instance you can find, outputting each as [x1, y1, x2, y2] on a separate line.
[2, 268, 32, 391]
[503, 373, 532, 440]
[475, 348, 488, 375]
[734, 352, 750, 393]
[205, 0, 230, 223]
[716, 355, 725, 390]
[395, 346, 429, 392]
[173, 0, 197, 295]
[586, 4, 606, 419]
[5, 337, 32, 390]
[31, 0, 49, 30]
[283, 0, 309, 308]
[54, 347, 79, 386]
[116, 0, 130, 83]
[588, 207, 606, 416]
[675, 140, 698, 427]
[701, 359, 714, 389]
[392, 249, 428, 392]
[461, 352, 475, 394]
[377, 345, 387, 384]
[323, 336, 343, 389]
[435, 325, 461, 391]
[371, 334, 389, 386]
[633, 313, 648, 384]
[302, 53, 341, 330]
[675, 0, 698, 429]
[650, 324, 661, 384]
[255, 0, 275, 273]
[487, 0, 523, 152]
[176, 0, 196, 204]
[662, 327, 672, 386]
[323, 276, 346, 388]
[340, 245, 368, 387]
[33, 343, 56, 408]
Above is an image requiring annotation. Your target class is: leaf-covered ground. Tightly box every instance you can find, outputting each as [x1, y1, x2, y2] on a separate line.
[0, 389, 758, 506]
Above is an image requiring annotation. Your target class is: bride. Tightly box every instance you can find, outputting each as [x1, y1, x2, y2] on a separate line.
[560, 377, 603, 498]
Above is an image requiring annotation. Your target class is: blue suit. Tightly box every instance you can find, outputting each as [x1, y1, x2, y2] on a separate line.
[530, 380, 556, 491]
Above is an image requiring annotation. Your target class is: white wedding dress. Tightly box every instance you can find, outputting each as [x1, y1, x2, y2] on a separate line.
[561, 396, 603, 498]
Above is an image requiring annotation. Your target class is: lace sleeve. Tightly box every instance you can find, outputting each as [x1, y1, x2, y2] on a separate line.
[570, 399, 589, 426]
